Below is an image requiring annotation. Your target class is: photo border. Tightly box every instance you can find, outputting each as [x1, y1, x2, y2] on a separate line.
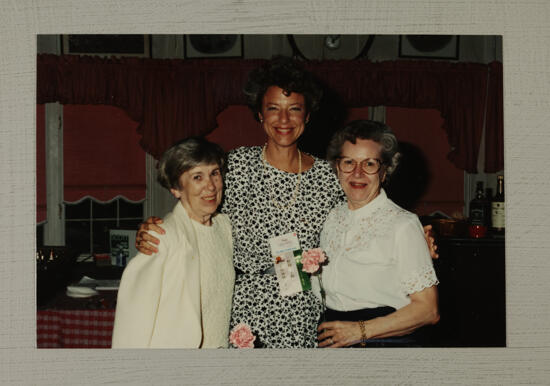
[2, 1, 550, 385]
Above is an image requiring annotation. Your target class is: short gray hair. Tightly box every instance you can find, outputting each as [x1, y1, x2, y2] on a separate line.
[157, 137, 226, 190]
[326, 120, 401, 180]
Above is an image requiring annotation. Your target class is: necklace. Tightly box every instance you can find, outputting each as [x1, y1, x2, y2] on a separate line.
[261, 144, 302, 211]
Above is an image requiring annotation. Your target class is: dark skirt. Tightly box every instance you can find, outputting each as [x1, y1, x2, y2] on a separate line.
[321, 307, 424, 348]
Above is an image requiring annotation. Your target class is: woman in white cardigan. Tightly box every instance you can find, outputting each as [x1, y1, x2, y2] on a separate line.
[112, 137, 234, 348]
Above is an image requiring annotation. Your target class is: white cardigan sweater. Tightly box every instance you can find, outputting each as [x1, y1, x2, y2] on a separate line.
[111, 201, 233, 348]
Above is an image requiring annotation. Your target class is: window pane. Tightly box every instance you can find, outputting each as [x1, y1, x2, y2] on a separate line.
[92, 200, 117, 219]
[92, 219, 117, 254]
[66, 220, 91, 255]
[65, 198, 91, 220]
[119, 199, 144, 219]
[119, 219, 142, 231]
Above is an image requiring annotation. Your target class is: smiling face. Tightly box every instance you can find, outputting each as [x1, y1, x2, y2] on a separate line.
[170, 163, 223, 225]
[337, 139, 386, 211]
[259, 86, 309, 148]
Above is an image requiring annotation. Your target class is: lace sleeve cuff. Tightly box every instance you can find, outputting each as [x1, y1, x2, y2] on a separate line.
[401, 264, 439, 295]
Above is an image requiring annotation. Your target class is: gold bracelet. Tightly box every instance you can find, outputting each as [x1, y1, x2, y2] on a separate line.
[358, 320, 367, 347]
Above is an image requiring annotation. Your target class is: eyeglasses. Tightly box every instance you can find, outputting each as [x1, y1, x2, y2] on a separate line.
[337, 157, 383, 175]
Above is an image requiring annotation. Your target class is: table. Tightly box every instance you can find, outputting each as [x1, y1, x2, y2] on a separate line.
[37, 289, 119, 348]
[37, 261, 123, 348]
[37, 309, 115, 348]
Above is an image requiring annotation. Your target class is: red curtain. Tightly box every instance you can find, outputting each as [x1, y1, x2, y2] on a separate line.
[484, 61, 504, 173]
[37, 54, 259, 159]
[305, 60, 496, 172]
[205, 105, 267, 151]
[386, 107, 464, 216]
[37, 54, 503, 172]
[63, 105, 146, 203]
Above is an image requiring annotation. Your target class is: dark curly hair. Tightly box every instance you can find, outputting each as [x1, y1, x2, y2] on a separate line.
[326, 120, 401, 182]
[243, 56, 323, 122]
[157, 137, 226, 191]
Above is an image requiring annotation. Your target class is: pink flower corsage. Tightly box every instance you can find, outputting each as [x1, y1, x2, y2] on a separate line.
[229, 323, 256, 348]
[301, 248, 327, 274]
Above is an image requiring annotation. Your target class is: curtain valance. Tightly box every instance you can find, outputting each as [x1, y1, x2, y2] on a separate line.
[37, 54, 503, 172]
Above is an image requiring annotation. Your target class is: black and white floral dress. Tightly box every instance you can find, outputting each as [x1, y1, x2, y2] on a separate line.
[222, 146, 344, 348]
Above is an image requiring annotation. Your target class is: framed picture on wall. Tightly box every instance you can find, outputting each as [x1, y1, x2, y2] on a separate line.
[399, 35, 459, 60]
[184, 34, 243, 58]
[62, 34, 150, 58]
[109, 229, 138, 267]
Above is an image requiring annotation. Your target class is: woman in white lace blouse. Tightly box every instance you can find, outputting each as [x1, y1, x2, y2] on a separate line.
[314, 120, 440, 348]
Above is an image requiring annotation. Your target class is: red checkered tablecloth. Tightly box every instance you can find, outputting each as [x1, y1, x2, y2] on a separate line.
[37, 309, 115, 348]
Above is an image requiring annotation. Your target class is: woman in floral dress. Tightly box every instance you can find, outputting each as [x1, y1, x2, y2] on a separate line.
[136, 57, 436, 348]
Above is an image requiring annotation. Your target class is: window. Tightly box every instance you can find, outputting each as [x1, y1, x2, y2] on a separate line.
[65, 197, 143, 256]
[38, 104, 147, 256]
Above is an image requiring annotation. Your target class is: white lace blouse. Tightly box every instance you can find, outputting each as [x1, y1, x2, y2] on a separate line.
[313, 189, 439, 311]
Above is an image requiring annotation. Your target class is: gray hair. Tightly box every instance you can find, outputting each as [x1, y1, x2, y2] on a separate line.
[157, 137, 226, 190]
[326, 120, 401, 180]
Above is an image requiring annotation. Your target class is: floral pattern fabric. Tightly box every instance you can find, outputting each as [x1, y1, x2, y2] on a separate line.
[222, 146, 344, 348]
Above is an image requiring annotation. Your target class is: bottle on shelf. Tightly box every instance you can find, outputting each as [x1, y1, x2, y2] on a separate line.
[485, 187, 493, 228]
[491, 175, 505, 236]
[469, 181, 488, 238]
